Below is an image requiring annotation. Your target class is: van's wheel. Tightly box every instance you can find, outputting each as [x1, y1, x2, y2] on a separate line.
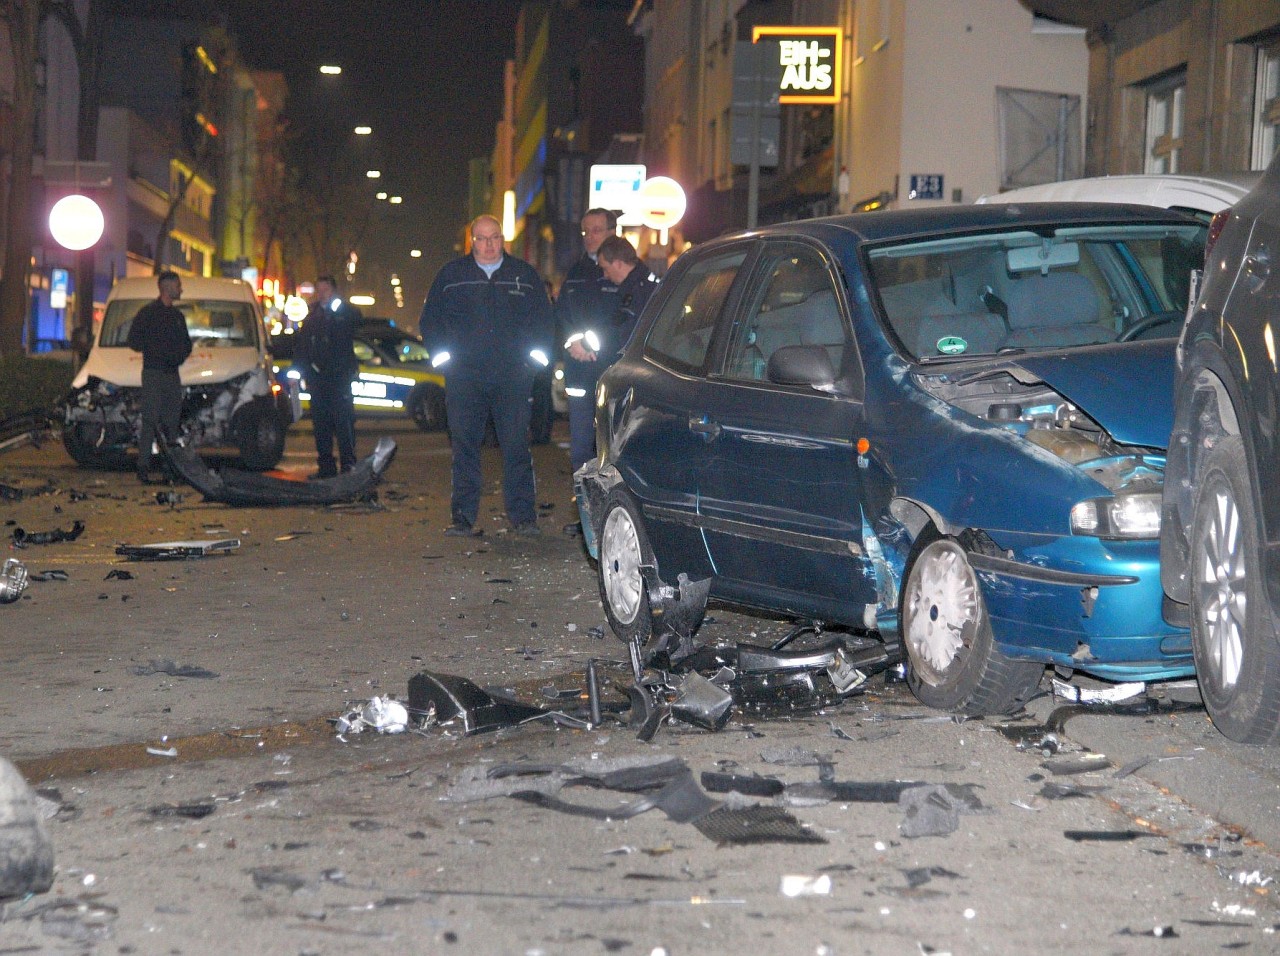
[597, 491, 654, 648]
[61, 418, 127, 469]
[235, 403, 286, 471]
[901, 534, 1043, 715]
[410, 384, 447, 432]
[1190, 436, 1280, 744]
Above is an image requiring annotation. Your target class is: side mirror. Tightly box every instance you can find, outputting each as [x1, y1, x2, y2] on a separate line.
[767, 344, 837, 389]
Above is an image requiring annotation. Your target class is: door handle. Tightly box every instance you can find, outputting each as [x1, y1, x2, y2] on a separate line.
[688, 415, 721, 441]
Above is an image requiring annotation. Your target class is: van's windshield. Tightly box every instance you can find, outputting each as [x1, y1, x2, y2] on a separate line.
[99, 299, 261, 349]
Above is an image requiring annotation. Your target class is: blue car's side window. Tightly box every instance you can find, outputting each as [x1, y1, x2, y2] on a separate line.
[723, 248, 847, 383]
[644, 251, 746, 374]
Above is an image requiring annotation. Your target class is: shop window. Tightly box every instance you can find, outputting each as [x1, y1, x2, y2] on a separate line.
[1144, 73, 1185, 174]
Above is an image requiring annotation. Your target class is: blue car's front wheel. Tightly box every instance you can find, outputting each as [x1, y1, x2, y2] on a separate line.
[598, 491, 654, 648]
[902, 535, 1043, 715]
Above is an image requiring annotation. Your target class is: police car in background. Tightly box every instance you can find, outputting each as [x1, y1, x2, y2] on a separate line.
[271, 319, 447, 431]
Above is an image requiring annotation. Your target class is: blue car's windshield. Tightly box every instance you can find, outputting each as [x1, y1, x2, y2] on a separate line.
[867, 223, 1206, 361]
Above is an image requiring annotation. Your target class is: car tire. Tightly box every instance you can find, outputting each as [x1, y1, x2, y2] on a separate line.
[901, 534, 1043, 715]
[597, 491, 654, 648]
[234, 402, 286, 471]
[410, 385, 447, 432]
[1190, 436, 1280, 744]
[61, 419, 126, 469]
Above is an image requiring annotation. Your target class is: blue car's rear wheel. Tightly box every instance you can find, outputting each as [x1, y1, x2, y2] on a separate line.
[1191, 436, 1280, 744]
[902, 535, 1043, 715]
[597, 491, 654, 647]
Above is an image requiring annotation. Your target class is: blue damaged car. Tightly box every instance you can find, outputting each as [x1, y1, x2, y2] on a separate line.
[576, 203, 1206, 715]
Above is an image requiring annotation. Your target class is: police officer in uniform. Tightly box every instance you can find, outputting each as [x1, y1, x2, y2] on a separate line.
[296, 275, 361, 477]
[420, 214, 553, 537]
[559, 208, 618, 473]
[596, 235, 657, 365]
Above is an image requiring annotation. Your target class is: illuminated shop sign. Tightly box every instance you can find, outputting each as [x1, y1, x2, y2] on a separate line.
[751, 26, 842, 105]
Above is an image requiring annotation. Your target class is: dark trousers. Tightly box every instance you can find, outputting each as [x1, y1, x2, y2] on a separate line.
[446, 373, 536, 527]
[138, 367, 182, 474]
[311, 381, 357, 476]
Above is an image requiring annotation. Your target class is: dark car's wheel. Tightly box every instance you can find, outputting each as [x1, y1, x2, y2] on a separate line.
[597, 491, 654, 647]
[234, 402, 286, 471]
[902, 535, 1043, 715]
[409, 384, 447, 432]
[1190, 436, 1280, 743]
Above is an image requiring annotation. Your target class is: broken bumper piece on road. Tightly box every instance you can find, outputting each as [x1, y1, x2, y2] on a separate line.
[161, 435, 396, 507]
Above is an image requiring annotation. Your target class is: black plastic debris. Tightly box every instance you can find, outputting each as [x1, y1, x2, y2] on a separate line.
[1116, 926, 1179, 939]
[249, 866, 308, 892]
[786, 780, 928, 805]
[693, 805, 826, 845]
[407, 670, 552, 734]
[1041, 753, 1113, 776]
[103, 569, 134, 581]
[1064, 829, 1160, 842]
[154, 490, 184, 506]
[149, 803, 216, 819]
[700, 771, 786, 798]
[30, 569, 69, 582]
[129, 659, 219, 679]
[1038, 781, 1108, 800]
[669, 672, 734, 731]
[115, 538, 240, 561]
[163, 434, 396, 506]
[12, 520, 84, 548]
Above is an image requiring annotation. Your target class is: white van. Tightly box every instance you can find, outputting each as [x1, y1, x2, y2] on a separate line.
[976, 173, 1262, 219]
[63, 275, 293, 470]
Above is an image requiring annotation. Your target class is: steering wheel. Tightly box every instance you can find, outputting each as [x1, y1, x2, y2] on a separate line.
[1117, 310, 1183, 342]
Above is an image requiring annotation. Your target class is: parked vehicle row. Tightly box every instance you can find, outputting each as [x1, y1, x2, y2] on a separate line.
[578, 165, 1280, 743]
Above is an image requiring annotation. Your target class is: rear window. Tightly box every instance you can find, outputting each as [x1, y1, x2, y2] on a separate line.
[867, 222, 1205, 361]
[100, 299, 261, 349]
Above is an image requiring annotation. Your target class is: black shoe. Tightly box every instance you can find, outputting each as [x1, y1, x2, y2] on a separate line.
[137, 471, 162, 486]
[445, 522, 482, 537]
[308, 470, 337, 482]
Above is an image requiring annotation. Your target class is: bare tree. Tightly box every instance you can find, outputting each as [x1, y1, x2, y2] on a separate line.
[0, 0, 40, 357]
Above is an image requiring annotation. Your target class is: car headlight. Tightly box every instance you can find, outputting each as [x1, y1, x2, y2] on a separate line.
[1070, 492, 1161, 539]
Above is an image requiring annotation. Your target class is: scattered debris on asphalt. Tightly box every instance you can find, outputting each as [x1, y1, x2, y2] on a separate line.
[29, 569, 69, 582]
[11, 519, 85, 547]
[0, 557, 29, 603]
[129, 659, 220, 679]
[114, 538, 240, 561]
[334, 695, 410, 735]
[103, 569, 134, 581]
[148, 803, 216, 820]
[1051, 678, 1146, 704]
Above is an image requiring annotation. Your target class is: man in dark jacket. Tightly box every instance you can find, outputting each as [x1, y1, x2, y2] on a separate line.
[420, 214, 553, 537]
[295, 275, 361, 477]
[127, 271, 192, 483]
[596, 235, 658, 362]
[559, 208, 618, 472]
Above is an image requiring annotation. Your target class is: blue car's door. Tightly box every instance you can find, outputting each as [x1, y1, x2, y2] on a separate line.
[693, 241, 879, 620]
[608, 244, 754, 577]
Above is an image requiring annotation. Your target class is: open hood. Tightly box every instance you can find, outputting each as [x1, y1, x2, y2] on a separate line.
[72, 346, 264, 389]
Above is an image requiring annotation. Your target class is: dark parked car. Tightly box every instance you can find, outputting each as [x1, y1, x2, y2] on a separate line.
[1161, 156, 1280, 743]
[577, 203, 1207, 715]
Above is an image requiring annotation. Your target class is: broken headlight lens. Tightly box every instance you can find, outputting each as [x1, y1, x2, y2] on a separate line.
[1070, 492, 1161, 539]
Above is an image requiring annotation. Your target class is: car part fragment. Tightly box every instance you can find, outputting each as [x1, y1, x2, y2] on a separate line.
[162, 435, 396, 507]
[11, 521, 85, 548]
[0, 559, 29, 604]
[115, 539, 240, 561]
[406, 671, 553, 735]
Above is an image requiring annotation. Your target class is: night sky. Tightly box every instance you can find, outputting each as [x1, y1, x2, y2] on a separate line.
[107, 0, 524, 310]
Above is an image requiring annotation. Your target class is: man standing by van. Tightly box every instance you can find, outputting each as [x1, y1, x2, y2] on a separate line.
[296, 275, 361, 477]
[127, 271, 191, 484]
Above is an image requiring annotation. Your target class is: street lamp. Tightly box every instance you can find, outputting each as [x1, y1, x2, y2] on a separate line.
[410, 249, 422, 258]
[388, 196, 402, 204]
[319, 64, 342, 75]
[354, 125, 372, 135]
[49, 194, 105, 251]
[366, 170, 382, 179]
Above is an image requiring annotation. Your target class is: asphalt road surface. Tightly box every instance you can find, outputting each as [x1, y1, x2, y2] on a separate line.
[1, 419, 1279, 954]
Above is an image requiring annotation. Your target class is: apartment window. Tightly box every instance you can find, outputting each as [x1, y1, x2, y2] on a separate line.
[1144, 74, 1185, 174]
[1253, 41, 1280, 170]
